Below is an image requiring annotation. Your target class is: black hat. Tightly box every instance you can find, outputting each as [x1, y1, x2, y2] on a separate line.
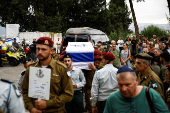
[23, 58, 31, 64]
[117, 66, 134, 74]
[63, 54, 72, 59]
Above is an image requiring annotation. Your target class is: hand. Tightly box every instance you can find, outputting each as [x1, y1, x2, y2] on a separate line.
[124, 62, 126, 66]
[92, 107, 98, 113]
[73, 84, 77, 88]
[35, 99, 47, 110]
[31, 108, 42, 113]
[88, 63, 96, 71]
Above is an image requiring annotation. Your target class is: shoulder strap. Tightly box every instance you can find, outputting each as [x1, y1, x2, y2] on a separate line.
[145, 87, 154, 113]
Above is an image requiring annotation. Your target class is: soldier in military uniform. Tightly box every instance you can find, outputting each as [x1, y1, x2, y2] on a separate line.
[22, 37, 74, 113]
[150, 34, 158, 46]
[52, 47, 59, 61]
[0, 79, 25, 113]
[135, 53, 165, 100]
[12, 38, 19, 49]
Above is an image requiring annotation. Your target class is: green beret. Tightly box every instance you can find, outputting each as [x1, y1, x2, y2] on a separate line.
[136, 53, 153, 60]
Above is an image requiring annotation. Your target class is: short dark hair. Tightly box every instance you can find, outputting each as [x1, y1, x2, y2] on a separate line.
[160, 51, 170, 62]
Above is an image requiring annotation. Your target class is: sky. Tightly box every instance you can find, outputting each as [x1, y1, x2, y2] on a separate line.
[107, 0, 169, 24]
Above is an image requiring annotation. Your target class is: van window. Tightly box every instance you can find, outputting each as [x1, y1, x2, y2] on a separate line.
[76, 35, 89, 42]
[63, 35, 75, 46]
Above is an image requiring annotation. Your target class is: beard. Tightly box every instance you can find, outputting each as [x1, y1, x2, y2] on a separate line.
[37, 52, 51, 61]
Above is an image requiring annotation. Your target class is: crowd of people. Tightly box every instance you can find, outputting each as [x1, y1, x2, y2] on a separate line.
[0, 34, 170, 113]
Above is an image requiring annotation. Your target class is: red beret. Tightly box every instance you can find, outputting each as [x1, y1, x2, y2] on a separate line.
[104, 52, 115, 60]
[97, 41, 102, 43]
[62, 47, 66, 51]
[61, 51, 66, 55]
[94, 55, 102, 61]
[36, 37, 53, 47]
[166, 64, 170, 68]
[59, 55, 64, 61]
[102, 52, 107, 58]
[94, 49, 102, 56]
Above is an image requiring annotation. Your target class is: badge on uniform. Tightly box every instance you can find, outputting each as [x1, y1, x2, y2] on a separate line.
[152, 83, 157, 89]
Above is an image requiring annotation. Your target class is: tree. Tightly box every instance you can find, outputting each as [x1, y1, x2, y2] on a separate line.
[140, 25, 168, 39]
[108, 0, 132, 36]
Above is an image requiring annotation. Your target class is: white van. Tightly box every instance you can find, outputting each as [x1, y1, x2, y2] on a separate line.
[61, 27, 109, 47]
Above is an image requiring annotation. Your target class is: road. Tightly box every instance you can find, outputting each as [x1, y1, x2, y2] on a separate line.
[0, 64, 89, 113]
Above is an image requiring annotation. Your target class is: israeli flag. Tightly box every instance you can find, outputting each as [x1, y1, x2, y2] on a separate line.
[6, 36, 20, 45]
[66, 42, 94, 70]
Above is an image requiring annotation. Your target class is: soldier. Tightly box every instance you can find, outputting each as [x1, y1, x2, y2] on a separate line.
[18, 57, 32, 93]
[150, 34, 158, 46]
[135, 53, 165, 100]
[90, 52, 118, 113]
[59, 55, 64, 64]
[111, 44, 121, 68]
[22, 38, 27, 50]
[52, 47, 59, 61]
[22, 37, 73, 113]
[12, 38, 19, 49]
[88, 55, 103, 71]
[160, 51, 170, 81]
[0, 79, 25, 113]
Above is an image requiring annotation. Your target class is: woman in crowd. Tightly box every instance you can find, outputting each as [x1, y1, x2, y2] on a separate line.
[120, 43, 131, 68]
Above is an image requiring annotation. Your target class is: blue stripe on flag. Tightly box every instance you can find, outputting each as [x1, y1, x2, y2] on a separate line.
[67, 52, 94, 62]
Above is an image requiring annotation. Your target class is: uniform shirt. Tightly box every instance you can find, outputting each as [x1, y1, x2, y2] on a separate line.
[68, 66, 86, 91]
[90, 64, 118, 107]
[0, 80, 25, 113]
[160, 62, 170, 81]
[111, 51, 120, 68]
[17, 69, 26, 93]
[22, 58, 74, 112]
[104, 86, 169, 113]
[12, 42, 19, 49]
[138, 68, 165, 100]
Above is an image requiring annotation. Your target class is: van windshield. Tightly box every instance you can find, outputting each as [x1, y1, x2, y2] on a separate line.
[63, 35, 89, 46]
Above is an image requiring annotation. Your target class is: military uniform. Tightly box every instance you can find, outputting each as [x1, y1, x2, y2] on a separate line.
[12, 42, 19, 49]
[138, 68, 165, 100]
[0, 79, 25, 113]
[22, 58, 74, 113]
[0, 109, 3, 113]
[82, 70, 95, 113]
[160, 62, 170, 82]
[53, 53, 60, 61]
[111, 51, 120, 68]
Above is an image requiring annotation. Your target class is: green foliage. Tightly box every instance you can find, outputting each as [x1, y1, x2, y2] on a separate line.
[140, 25, 169, 39]
[108, 0, 132, 35]
[107, 29, 129, 42]
[0, 0, 131, 35]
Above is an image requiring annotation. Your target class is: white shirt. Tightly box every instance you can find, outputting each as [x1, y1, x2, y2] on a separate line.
[0, 42, 8, 48]
[117, 40, 124, 47]
[68, 66, 86, 91]
[90, 64, 118, 107]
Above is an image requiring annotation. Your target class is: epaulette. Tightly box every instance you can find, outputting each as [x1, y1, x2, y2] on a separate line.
[21, 70, 26, 76]
[56, 61, 69, 73]
[0, 79, 13, 84]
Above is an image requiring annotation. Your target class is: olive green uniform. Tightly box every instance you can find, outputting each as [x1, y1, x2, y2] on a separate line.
[160, 62, 170, 81]
[138, 68, 165, 100]
[12, 42, 19, 49]
[0, 109, 3, 113]
[111, 51, 120, 68]
[22, 58, 74, 113]
[53, 53, 60, 61]
[82, 70, 95, 113]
